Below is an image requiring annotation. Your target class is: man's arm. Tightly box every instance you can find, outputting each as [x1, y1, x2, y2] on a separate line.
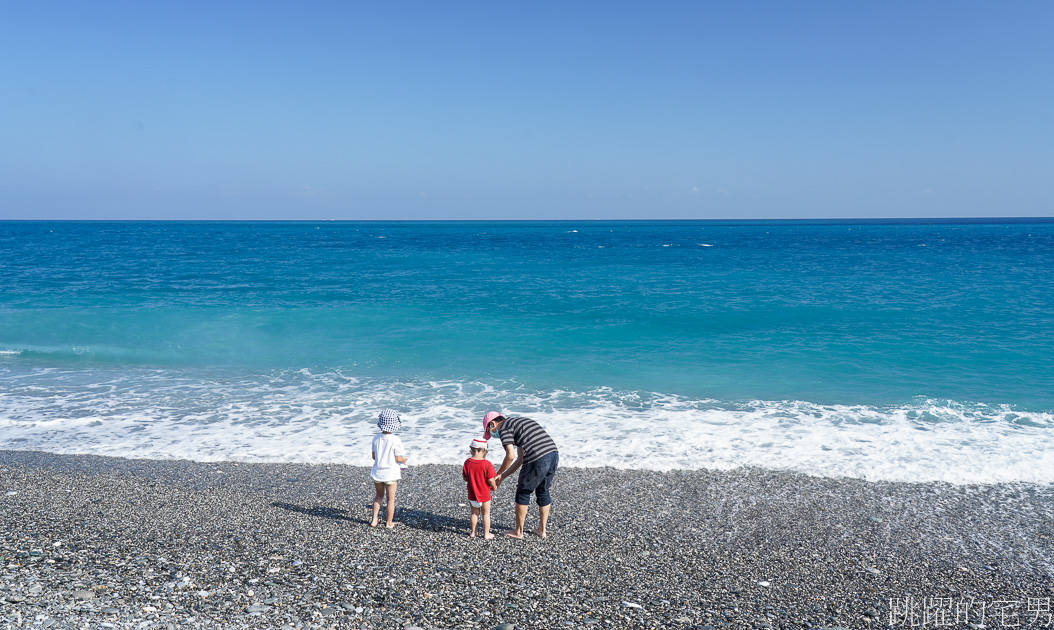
[494, 444, 521, 487]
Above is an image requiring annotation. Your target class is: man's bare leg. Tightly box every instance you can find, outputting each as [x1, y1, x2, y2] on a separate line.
[506, 503, 529, 539]
[533, 503, 550, 538]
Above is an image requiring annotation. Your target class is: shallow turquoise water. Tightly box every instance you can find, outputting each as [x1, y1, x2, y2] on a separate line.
[2, 220, 1052, 482]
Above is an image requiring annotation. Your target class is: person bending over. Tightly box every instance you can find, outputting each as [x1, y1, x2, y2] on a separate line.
[483, 411, 559, 539]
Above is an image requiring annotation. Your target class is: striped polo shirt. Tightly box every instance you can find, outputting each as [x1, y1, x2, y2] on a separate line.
[499, 416, 558, 464]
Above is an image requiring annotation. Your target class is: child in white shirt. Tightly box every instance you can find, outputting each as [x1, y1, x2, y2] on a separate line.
[370, 409, 407, 528]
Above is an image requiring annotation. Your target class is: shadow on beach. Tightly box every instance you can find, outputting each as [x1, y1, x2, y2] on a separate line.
[393, 508, 471, 534]
[270, 501, 369, 525]
[270, 501, 491, 534]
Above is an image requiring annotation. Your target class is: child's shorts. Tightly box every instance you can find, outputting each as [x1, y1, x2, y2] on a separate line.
[371, 476, 397, 485]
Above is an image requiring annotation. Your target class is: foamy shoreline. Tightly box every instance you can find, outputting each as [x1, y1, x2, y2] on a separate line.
[1, 450, 1052, 629]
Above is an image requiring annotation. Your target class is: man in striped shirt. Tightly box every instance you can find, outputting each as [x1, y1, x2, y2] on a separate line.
[483, 412, 559, 539]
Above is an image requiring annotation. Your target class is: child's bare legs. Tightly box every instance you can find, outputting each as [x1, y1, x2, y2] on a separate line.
[371, 482, 399, 528]
[370, 482, 385, 527]
[379, 484, 398, 528]
[384, 482, 398, 528]
[469, 506, 480, 537]
[481, 500, 493, 539]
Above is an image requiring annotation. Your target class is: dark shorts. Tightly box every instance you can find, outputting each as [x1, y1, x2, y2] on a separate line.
[515, 451, 559, 507]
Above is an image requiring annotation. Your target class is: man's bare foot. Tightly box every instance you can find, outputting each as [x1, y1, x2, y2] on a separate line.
[505, 531, 524, 539]
[532, 527, 547, 538]
[385, 522, 399, 529]
[483, 533, 495, 540]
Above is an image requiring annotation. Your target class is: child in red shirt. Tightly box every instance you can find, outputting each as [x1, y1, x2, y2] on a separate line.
[462, 438, 498, 539]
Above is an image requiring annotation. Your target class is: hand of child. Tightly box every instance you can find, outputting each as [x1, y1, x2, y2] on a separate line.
[488, 478, 498, 490]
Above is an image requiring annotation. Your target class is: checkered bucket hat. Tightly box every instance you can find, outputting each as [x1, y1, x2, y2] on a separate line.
[377, 408, 401, 432]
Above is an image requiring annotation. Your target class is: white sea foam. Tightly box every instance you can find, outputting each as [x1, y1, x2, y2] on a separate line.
[0, 367, 1051, 484]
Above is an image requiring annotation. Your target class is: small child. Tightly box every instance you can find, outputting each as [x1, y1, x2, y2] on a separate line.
[370, 409, 408, 528]
[462, 438, 498, 539]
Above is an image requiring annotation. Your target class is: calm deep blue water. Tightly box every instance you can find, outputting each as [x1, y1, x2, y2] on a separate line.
[2, 220, 1052, 483]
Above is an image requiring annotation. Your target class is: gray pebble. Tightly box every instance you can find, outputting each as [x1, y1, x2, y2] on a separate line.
[0, 453, 1049, 630]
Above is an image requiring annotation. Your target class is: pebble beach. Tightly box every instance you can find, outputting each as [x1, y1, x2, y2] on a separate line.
[1, 450, 1052, 630]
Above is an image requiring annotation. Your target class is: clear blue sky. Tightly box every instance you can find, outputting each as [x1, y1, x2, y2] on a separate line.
[2, 1, 1052, 220]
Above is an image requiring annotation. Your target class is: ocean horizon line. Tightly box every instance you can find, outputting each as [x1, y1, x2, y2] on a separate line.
[3, 216, 1054, 225]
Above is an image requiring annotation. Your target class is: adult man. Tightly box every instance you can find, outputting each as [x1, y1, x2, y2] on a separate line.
[483, 411, 559, 539]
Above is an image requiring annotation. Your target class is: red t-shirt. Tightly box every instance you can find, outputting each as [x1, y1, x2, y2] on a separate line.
[462, 457, 497, 503]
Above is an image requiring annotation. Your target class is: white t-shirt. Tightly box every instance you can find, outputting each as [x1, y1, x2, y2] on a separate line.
[370, 433, 406, 482]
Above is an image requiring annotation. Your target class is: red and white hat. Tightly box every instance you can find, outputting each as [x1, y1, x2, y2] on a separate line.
[470, 438, 488, 450]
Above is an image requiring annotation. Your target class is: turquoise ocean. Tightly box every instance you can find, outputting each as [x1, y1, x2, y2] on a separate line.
[1, 220, 1052, 483]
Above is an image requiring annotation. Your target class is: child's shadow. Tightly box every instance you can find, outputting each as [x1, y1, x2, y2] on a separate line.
[399, 508, 514, 535]
[271, 502, 505, 535]
[395, 508, 472, 534]
[271, 501, 370, 525]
